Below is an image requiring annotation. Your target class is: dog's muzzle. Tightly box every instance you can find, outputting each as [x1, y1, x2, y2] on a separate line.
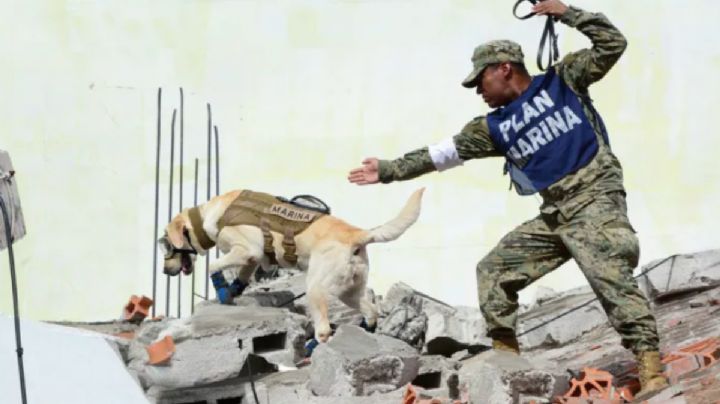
[158, 235, 196, 276]
[180, 253, 194, 275]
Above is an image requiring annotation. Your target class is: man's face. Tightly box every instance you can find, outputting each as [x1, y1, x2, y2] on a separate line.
[476, 63, 513, 108]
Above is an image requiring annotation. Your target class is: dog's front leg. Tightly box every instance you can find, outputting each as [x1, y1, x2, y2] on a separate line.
[307, 286, 332, 343]
[208, 246, 256, 274]
[208, 247, 259, 304]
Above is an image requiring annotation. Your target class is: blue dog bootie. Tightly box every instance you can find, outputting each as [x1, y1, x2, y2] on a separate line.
[211, 272, 233, 304]
[304, 338, 319, 358]
[228, 278, 248, 297]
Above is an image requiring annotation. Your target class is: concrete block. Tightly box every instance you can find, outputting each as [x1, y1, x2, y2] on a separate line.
[252, 374, 409, 404]
[458, 350, 568, 404]
[638, 250, 720, 299]
[518, 290, 608, 350]
[128, 305, 307, 390]
[382, 282, 491, 356]
[377, 294, 427, 349]
[310, 325, 420, 397]
[413, 355, 461, 399]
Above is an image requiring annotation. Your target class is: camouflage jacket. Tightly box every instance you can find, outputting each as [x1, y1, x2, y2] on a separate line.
[378, 6, 628, 220]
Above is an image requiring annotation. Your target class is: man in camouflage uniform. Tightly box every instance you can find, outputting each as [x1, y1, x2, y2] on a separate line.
[347, 0, 668, 398]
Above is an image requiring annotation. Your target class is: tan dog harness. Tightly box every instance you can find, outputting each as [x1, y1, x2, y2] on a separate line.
[190, 190, 325, 266]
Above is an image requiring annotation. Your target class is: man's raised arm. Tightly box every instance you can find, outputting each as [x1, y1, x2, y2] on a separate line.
[556, 4, 627, 91]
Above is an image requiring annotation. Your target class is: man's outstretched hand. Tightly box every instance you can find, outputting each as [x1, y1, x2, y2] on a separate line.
[347, 158, 380, 185]
[532, 0, 568, 17]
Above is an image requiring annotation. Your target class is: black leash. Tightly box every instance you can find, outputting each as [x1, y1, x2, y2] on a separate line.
[513, 0, 560, 71]
[517, 255, 676, 337]
[241, 346, 261, 404]
[278, 292, 306, 308]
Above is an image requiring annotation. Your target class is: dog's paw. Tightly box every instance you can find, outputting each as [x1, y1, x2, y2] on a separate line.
[315, 324, 333, 343]
[228, 278, 248, 297]
[359, 318, 377, 333]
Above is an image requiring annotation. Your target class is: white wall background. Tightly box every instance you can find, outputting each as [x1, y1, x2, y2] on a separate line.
[1, 0, 718, 321]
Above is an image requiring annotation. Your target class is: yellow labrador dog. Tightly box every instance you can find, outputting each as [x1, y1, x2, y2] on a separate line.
[159, 188, 424, 343]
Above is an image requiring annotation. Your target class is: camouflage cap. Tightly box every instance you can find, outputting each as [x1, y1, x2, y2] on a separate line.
[461, 40, 524, 88]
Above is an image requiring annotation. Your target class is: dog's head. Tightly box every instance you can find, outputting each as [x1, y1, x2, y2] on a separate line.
[158, 214, 198, 276]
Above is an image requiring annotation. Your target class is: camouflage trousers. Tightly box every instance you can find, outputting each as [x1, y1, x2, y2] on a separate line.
[476, 191, 659, 353]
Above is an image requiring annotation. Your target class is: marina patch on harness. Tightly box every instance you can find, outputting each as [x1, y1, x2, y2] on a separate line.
[267, 204, 317, 222]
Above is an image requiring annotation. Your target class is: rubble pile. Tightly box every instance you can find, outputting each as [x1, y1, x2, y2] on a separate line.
[70, 249, 720, 403]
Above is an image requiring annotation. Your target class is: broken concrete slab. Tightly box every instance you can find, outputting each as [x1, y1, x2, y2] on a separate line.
[147, 354, 278, 404]
[527, 285, 594, 311]
[688, 288, 720, 308]
[377, 294, 427, 349]
[518, 290, 608, 350]
[253, 369, 409, 404]
[127, 305, 308, 390]
[381, 282, 491, 355]
[239, 270, 368, 327]
[309, 324, 420, 397]
[1, 316, 150, 404]
[638, 249, 720, 300]
[239, 269, 306, 307]
[425, 305, 490, 355]
[458, 350, 568, 404]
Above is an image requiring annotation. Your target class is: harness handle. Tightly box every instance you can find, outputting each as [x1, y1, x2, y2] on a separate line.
[277, 194, 331, 215]
[513, 0, 560, 71]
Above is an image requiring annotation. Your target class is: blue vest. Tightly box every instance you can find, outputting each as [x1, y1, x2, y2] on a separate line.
[486, 68, 607, 195]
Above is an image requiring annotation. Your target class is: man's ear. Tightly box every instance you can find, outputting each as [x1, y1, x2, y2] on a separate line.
[500, 62, 513, 78]
[167, 216, 186, 248]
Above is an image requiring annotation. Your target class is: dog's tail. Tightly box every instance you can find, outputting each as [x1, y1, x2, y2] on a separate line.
[359, 187, 424, 244]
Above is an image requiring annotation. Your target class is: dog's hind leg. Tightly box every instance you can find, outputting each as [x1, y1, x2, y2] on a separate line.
[338, 291, 379, 331]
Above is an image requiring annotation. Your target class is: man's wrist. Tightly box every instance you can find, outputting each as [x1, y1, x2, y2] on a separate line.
[559, 5, 582, 26]
[377, 160, 394, 184]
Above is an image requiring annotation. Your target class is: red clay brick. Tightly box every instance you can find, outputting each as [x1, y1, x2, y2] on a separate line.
[146, 335, 175, 365]
[663, 355, 701, 383]
[123, 295, 154, 323]
[557, 368, 625, 404]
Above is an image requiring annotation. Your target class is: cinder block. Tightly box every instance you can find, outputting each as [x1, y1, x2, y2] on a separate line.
[124, 295, 154, 323]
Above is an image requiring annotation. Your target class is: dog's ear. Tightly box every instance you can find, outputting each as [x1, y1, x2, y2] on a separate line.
[167, 216, 186, 248]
